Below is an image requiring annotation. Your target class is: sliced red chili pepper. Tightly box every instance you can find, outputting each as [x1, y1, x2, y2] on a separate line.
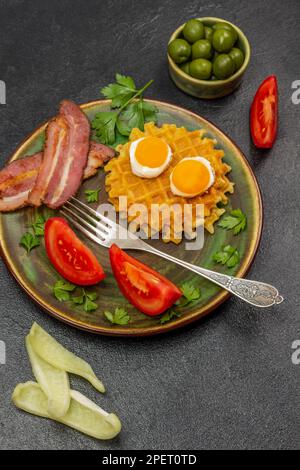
[250, 75, 278, 149]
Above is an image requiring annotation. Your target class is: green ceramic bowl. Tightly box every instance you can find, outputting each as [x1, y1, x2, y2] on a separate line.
[168, 17, 251, 99]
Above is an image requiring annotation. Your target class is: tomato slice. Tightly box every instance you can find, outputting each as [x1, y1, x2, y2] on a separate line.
[109, 244, 182, 316]
[44, 217, 105, 286]
[250, 75, 278, 149]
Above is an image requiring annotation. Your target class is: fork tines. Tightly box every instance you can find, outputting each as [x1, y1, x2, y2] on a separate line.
[60, 197, 114, 247]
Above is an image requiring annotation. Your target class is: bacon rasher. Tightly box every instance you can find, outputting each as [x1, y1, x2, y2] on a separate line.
[29, 100, 91, 209]
[0, 142, 115, 212]
[0, 153, 43, 212]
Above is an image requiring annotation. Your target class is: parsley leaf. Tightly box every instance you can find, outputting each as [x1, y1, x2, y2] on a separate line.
[86, 292, 97, 301]
[174, 282, 201, 307]
[101, 73, 137, 108]
[84, 296, 98, 312]
[85, 188, 101, 203]
[140, 100, 158, 123]
[72, 293, 85, 305]
[20, 214, 49, 252]
[53, 280, 76, 302]
[213, 245, 240, 268]
[116, 100, 158, 136]
[104, 307, 131, 325]
[116, 102, 144, 136]
[20, 232, 40, 253]
[92, 111, 118, 145]
[160, 309, 181, 325]
[115, 73, 136, 90]
[71, 289, 98, 311]
[92, 75, 156, 145]
[181, 282, 201, 303]
[218, 209, 247, 235]
[31, 215, 46, 236]
[159, 282, 201, 324]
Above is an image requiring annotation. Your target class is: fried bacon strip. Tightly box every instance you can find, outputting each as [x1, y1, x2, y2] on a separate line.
[0, 143, 115, 212]
[29, 100, 91, 209]
[0, 153, 43, 212]
[83, 141, 115, 179]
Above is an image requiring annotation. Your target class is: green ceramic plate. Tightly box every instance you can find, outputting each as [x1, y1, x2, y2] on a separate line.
[0, 100, 262, 336]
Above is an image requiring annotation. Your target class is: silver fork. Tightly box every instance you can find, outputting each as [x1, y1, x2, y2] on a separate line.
[60, 197, 283, 308]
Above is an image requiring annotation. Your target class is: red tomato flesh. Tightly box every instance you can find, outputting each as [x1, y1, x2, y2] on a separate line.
[45, 217, 105, 286]
[109, 244, 182, 316]
[250, 75, 278, 149]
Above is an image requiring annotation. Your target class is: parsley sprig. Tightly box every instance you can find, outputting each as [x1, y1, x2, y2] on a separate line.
[218, 209, 247, 235]
[20, 214, 48, 253]
[52, 281, 98, 312]
[160, 308, 181, 325]
[92, 74, 158, 145]
[213, 245, 240, 268]
[177, 282, 201, 307]
[20, 232, 40, 253]
[53, 280, 76, 302]
[101, 74, 137, 108]
[72, 290, 98, 312]
[160, 281, 201, 324]
[85, 188, 101, 203]
[104, 307, 131, 325]
[31, 215, 46, 236]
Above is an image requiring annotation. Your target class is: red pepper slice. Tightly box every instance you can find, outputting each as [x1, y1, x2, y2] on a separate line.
[109, 244, 182, 316]
[250, 75, 278, 149]
[44, 217, 105, 286]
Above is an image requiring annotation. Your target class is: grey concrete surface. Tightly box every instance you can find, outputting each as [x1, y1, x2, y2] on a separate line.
[0, 0, 299, 450]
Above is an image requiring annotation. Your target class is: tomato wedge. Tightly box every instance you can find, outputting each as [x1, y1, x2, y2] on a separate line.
[109, 244, 182, 316]
[250, 75, 278, 149]
[44, 217, 105, 286]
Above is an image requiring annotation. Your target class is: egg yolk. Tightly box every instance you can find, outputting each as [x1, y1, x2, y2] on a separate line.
[134, 137, 169, 168]
[172, 159, 211, 195]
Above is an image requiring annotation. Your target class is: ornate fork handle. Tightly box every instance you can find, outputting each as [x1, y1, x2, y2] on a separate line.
[138, 244, 283, 308]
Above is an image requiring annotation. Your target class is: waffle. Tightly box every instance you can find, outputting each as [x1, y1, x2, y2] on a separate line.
[104, 123, 234, 243]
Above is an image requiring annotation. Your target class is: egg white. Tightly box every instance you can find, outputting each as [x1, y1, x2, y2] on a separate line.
[129, 137, 172, 178]
[170, 156, 215, 198]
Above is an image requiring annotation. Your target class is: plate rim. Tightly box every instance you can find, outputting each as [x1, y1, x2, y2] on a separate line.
[0, 99, 263, 336]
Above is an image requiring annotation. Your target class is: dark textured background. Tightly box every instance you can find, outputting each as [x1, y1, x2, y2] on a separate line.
[0, 0, 299, 450]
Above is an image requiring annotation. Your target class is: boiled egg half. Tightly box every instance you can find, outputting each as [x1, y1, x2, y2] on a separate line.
[170, 157, 215, 198]
[129, 136, 172, 178]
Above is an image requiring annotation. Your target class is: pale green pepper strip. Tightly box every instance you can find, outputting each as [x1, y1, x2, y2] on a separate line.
[29, 323, 105, 393]
[26, 335, 70, 418]
[12, 382, 121, 440]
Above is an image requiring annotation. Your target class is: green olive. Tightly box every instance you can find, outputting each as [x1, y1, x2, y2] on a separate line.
[212, 51, 220, 62]
[168, 38, 191, 64]
[189, 58, 212, 80]
[229, 47, 244, 71]
[182, 19, 204, 43]
[204, 26, 214, 42]
[213, 53, 235, 79]
[212, 29, 235, 53]
[212, 22, 238, 43]
[210, 75, 218, 81]
[179, 62, 190, 75]
[192, 39, 212, 60]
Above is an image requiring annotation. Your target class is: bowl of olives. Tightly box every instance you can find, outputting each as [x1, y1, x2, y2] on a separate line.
[167, 17, 251, 99]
